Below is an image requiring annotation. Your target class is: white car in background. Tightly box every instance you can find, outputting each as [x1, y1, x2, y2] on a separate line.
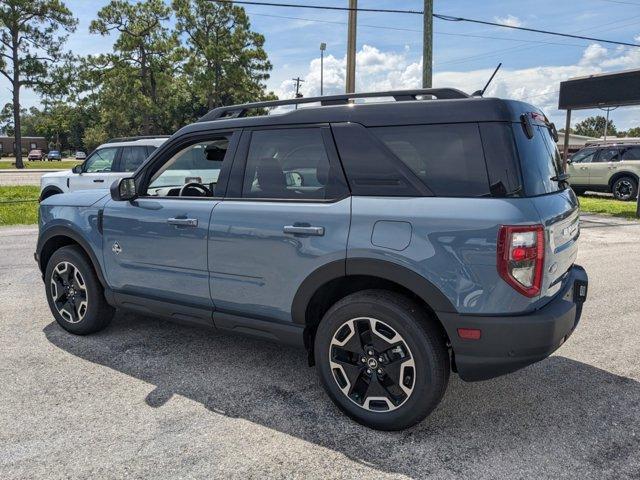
[40, 137, 168, 200]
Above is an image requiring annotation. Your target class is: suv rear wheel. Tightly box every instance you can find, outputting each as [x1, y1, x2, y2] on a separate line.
[612, 176, 638, 201]
[45, 246, 114, 335]
[314, 290, 449, 430]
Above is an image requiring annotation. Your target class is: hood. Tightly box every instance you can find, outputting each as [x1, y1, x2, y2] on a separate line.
[41, 169, 73, 179]
[40, 189, 110, 207]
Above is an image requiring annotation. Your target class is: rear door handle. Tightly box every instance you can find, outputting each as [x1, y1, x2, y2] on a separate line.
[168, 217, 198, 227]
[283, 225, 325, 236]
[93, 179, 104, 183]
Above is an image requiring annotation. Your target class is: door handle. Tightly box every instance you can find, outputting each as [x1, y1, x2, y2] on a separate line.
[93, 179, 104, 183]
[168, 217, 198, 227]
[283, 225, 325, 236]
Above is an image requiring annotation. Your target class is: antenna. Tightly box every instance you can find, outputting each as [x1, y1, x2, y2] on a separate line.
[473, 63, 502, 97]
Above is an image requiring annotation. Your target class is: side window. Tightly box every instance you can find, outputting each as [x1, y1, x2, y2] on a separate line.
[571, 148, 597, 163]
[371, 123, 490, 197]
[146, 145, 158, 157]
[121, 146, 148, 172]
[83, 147, 118, 173]
[242, 128, 334, 200]
[621, 146, 640, 160]
[146, 134, 232, 197]
[596, 148, 620, 162]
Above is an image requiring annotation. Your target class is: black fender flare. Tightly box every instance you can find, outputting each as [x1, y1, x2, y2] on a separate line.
[291, 258, 457, 325]
[39, 186, 64, 201]
[36, 225, 107, 288]
[609, 171, 639, 188]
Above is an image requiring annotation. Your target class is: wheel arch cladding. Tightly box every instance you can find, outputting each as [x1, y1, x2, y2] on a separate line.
[39, 186, 63, 201]
[291, 258, 456, 350]
[38, 227, 107, 288]
[609, 171, 639, 188]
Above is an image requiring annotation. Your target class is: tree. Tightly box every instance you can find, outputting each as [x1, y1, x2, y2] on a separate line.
[574, 116, 617, 138]
[621, 126, 640, 138]
[89, 0, 179, 135]
[172, 0, 274, 114]
[0, 1, 76, 168]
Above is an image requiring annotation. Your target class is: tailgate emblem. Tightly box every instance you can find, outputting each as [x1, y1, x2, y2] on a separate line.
[562, 222, 579, 238]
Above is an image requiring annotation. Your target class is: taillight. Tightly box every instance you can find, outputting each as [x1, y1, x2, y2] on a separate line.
[497, 225, 545, 297]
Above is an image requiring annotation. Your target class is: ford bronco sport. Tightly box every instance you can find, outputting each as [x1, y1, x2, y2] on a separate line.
[36, 89, 588, 430]
[39, 137, 168, 201]
[568, 140, 640, 201]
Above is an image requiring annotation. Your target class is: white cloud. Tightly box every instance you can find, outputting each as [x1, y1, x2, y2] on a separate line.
[494, 15, 524, 28]
[273, 42, 640, 130]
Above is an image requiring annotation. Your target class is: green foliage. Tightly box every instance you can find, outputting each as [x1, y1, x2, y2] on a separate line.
[1, 0, 276, 166]
[0, 0, 77, 168]
[172, 0, 274, 111]
[0, 186, 40, 226]
[620, 126, 640, 138]
[579, 194, 638, 220]
[574, 116, 617, 138]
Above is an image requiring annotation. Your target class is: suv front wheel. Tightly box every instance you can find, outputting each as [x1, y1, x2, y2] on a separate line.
[45, 246, 114, 335]
[314, 290, 450, 430]
[612, 176, 638, 201]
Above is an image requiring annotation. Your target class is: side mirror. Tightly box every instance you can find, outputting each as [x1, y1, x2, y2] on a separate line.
[72, 164, 83, 174]
[111, 177, 137, 201]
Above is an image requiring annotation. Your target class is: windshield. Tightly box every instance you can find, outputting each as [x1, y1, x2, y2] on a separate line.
[513, 122, 565, 196]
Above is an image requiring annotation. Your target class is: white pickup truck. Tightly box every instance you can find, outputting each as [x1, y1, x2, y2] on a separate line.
[39, 137, 168, 200]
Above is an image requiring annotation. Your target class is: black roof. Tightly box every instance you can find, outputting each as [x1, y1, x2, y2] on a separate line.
[178, 89, 542, 136]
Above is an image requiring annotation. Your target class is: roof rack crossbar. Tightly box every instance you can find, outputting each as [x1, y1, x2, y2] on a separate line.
[198, 88, 470, 122]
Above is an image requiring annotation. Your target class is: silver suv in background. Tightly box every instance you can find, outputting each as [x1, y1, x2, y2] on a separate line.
[40, 137, 168, 200]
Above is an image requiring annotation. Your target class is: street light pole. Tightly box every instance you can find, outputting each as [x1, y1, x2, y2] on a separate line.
[346, 0, 357, 93]
[320, 42, 326, 96]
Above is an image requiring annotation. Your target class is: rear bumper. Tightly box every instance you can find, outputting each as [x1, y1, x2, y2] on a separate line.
[439, 264, 588, 382]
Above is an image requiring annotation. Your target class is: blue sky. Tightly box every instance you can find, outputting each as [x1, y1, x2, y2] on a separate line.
[4, 0, 640, 129]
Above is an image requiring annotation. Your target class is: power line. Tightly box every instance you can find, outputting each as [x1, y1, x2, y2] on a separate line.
[214, 0, 640, 48]
[248, 12, 593, 48]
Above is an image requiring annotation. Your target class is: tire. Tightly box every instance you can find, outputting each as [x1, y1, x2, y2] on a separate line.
[314, 290, 450, 430]
[44, 245, 114, 335]
[612, 176, 638, 201]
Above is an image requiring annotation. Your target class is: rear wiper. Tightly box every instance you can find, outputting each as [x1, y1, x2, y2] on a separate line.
[551, 173, 570, 188]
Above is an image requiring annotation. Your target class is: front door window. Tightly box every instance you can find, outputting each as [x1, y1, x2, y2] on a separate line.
[84, 147, 118, 173]
[146, 135, 231, 197]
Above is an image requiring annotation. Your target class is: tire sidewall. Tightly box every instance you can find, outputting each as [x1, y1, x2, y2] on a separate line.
[315, 293, 448, 430]
[44, 247, 107, 335]
[613, 176, 638, 201]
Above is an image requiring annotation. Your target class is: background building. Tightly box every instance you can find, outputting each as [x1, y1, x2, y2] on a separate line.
[0, 136, 47, 156]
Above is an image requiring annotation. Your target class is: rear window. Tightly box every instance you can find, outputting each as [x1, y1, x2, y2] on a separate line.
[371, 123, 490, 197]
[513, 123, 564, 196]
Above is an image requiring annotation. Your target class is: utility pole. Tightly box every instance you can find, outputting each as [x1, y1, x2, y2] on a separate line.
[346, 0, 357, 93]
[422, 0, 433, 88]
[292, 77, 305, 109]
[320, 42, 326, 95]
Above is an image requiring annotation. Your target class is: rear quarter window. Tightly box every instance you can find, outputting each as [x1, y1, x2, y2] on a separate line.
[513, 123, 564, 196]
[371, 123, 490, 197]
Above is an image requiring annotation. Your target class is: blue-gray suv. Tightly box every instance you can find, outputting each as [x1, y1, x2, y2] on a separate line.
[36, 89, 588, 430]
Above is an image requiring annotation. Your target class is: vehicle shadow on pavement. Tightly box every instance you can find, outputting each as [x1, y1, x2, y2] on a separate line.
[43, 312, 640, 478]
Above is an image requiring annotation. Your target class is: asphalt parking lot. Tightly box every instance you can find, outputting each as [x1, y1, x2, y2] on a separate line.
[1, 214, 639, 479]
[0, 169, 57, 186]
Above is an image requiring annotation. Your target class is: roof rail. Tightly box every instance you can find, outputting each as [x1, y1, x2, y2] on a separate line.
[197, 88, 470, 123]
[106, 135, 171, 143]
[585, 138, 640, 146]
